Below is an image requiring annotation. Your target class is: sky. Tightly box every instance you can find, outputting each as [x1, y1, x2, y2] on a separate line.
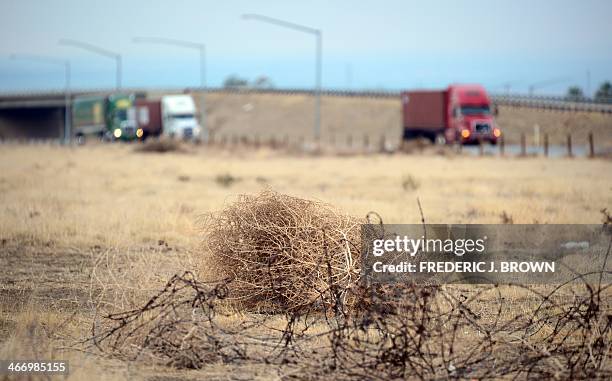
[0, 0, 611, 95]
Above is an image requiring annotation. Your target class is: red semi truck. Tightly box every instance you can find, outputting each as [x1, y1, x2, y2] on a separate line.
[401, 84, 501, 145]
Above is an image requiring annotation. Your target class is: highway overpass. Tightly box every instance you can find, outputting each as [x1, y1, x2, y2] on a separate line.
[0, 91, 70, 139]
[1, 88, 610, 140]
[0, 89, 165, 139]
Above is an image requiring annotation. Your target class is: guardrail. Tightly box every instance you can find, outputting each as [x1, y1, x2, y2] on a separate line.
[490, 94, 612, 114]
[1, 87, 611, 113]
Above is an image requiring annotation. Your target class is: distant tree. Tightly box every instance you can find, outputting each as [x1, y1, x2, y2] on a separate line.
[223, 75, 248, 89]
[565, 86, 584, 101]
[595, 81, 612, 103]
[252, 75, 274, 89]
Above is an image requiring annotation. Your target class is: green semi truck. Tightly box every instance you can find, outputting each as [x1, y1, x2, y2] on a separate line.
[72, 93, 144, 142]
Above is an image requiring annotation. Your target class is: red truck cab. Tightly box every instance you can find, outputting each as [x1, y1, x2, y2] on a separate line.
[402, 84, 501, 145]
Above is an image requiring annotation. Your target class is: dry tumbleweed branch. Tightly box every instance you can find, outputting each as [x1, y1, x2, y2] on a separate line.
[89, 193, 612, 380]
[200, 190, 363, 312]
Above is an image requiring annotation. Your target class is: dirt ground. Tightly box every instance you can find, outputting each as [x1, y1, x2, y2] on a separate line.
[0, 143, 611, 379]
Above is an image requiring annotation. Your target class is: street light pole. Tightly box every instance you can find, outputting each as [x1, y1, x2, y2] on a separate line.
[199, 45, 206, 93]
[59, 39, 122, 90]
[64, 60, 71, 143]
[10, 54, 72, 144]
[528, 77, 572, 96]
[315, 30, 321, 141]
[132, 37, 208, 142]
[117, 55, 122, 90]
[586, 69, 591, 99]
[242, 13, 322, 141]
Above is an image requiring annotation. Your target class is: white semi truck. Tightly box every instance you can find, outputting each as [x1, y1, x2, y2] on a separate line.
[160, 95, 202, 141]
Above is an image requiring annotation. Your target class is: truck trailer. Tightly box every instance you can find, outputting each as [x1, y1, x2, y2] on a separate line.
[134, 94, 202, 141]
[401, 84, 501, 145]
[134, 99, 162, 139]
[72, 93, 143, 142]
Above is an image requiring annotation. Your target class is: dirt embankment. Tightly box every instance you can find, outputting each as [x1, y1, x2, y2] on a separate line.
[193, 91, 612, 148]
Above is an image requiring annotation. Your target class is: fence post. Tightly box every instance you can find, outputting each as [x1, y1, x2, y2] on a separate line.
[347, 134, 352, 149]
[379, 135, 386, 153]
[588, 132, 594, 158]
[567, 134, 573, 157]
[363, 134, 369, 151]
[543, 134, 549, 157]
[478, 139, 484, 156]
[520, 133, 526, 156]
[499, 137, 505, 156]
[533, 124, 540, 147]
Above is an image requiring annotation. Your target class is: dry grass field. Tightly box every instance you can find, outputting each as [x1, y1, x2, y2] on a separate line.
[0, 143, 611, 379]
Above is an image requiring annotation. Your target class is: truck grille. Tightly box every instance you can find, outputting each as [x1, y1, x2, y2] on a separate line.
[183, 128, 193, 138]
[475, 123, 490, 134]
[124, 127, 136, 136]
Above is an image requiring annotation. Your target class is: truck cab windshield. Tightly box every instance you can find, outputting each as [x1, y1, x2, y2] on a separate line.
[116, 110, 127, 120]
[170, 114, 195, 119]
[460, 105, 490, 116]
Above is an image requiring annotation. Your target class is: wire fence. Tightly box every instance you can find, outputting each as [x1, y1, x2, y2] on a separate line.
[88, 223, 612, 379]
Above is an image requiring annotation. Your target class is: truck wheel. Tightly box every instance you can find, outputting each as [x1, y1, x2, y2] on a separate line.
[435, 133, 447, 145]
[101, 132, 112, 142]
[403, 130, 417, 140]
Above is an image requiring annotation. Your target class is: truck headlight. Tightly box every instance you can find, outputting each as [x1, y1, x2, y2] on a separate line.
[461, 129, 471, 139]
[136, 128, 144, 138]
[493, 128, 501, 138]
[113, 128, 122, 138]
